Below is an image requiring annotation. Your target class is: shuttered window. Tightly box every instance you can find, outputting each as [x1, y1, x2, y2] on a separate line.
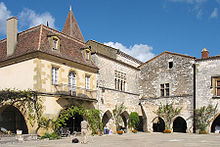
[85, 76, 90, 90]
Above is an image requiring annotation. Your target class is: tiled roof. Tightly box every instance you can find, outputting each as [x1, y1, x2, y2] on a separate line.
[139, 51, 196, 68]
[62, 9, 85, 42]
[0, 25, 97, 69]
[196, 55, 220, 61]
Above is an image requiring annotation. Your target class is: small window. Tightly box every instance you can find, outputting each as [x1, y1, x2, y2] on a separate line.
[169, 62, 173, 69]
[160, 84, 164, 97]
[53, 38, 58, 50]
[85, 76, 90, 90]
[52, 67, 58, 85]
[217, 81, 220, 96]
[86, 51, 90, 60]
[69, 72, 76, 92]
[165, 83, 170, 96]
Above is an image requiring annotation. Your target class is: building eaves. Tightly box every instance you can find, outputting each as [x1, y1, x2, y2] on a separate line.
[196, 55, 220, 61]
[138, 51, 196, 68]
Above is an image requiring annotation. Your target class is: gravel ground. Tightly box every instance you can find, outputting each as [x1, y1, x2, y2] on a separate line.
[0, 132, 220, 147]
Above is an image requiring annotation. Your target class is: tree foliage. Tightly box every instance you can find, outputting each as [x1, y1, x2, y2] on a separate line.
[55, 105, 103, 135]
[128, 112, 140, 130]
[113, 103, 127, 131]
[195, 104, 218, 131]
[156, 103, 182, 130]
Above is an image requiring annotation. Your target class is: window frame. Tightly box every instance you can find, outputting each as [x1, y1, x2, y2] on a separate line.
[216, 80, 220, 96]
[69, 72, 76, 92]
[85, 76, 90, 90]
[52, 67, 58, 85]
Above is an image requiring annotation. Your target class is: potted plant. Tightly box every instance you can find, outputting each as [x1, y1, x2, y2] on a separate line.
[117, 130, 123, 135]
[163, 129, 172, 133]
[128, 112, 140, 133]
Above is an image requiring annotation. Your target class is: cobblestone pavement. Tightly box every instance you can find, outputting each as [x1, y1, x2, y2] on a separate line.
[0, 132, 220, 147]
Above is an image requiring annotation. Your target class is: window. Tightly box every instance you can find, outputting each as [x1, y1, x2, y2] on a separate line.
[69, 72, 76, 92]
[86, 51, 90, 60]
[85, 76, 90, 90]
[52, 67, 58, 85]
[52, 38, 58, 50]
[169, 62, 173, 69]
[160, 84, 164, 97]
[160, 83, 169, 97]
[216, 81, 220, 96]
[114, 70, 126, 91]
[165, 83, 170, 96]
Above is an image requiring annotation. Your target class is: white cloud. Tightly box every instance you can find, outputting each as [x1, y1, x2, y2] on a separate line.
[0, 2, 56, 37]
[0, 2, 11, 35]
[104, 42, 155, 62]
[18, 8, 55, 29]
[168, 0, 207, 4]
[210, 8, 218, 18]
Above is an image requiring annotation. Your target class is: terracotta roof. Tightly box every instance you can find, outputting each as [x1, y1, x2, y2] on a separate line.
[139, 51, 196, 68]
[0, 24, 97, 69]
[62, 9, 85, 42]
[87, 40, 143, 65]
[196, 55, 220, 61]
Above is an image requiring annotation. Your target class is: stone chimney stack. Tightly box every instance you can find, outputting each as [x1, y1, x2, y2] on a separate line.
[201, 48, 209, 59]
[7, 17, 17, 57]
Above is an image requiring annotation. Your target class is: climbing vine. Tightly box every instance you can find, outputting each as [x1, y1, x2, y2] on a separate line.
[55, 105, 103, 135]
[0, 89, 46, 133]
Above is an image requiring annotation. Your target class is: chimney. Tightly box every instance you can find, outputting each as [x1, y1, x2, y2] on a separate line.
[201, 48, 209, 59]
[7, 17, 17, 57]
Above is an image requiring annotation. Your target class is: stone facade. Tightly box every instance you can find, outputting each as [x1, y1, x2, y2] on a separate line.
[139, 52, 195, 133]
[87, 40, 142, 132]
[196, 57, 220, 133]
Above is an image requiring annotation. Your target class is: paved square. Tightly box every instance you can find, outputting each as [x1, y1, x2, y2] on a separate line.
[1, 132, 220, 147]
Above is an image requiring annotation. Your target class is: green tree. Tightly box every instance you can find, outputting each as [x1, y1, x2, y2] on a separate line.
[128, 112, 140, 130]
[195, 104, 218, 132]
[156, 103, 182, 130]
[113, 103, 127, 131]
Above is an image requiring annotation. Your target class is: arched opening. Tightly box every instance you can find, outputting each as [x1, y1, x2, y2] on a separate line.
[153, 117, 165, 132]
[211, 114, 220, 133]
[120, 111, 129, 132]
[136, 116, 144, 132]
[102, 110, 112, 127]
[0, 106, 28, 134]
[60, 113, 83, 134]
[173, 116, 187, 133]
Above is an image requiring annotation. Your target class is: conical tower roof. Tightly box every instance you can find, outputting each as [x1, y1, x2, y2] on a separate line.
[62, 7, 85, 42]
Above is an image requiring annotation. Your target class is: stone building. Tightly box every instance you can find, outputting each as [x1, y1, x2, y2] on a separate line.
[139, 51, 196, 133]
[0, 9, 98, 134]
[196, 49, 220, 133]
[87, 40, 144, 132]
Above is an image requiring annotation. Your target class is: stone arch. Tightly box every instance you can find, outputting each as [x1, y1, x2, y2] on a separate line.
[0, 105, 28, 134]
[211, 113, 220, 133]
[152, 117, 165, 132]
[102, 110, 113, 127]
[120, 111, 129, 130]
[173, 116, 187, 133]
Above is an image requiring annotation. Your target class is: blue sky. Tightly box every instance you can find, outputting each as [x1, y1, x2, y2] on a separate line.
[0, 0, 220, 62]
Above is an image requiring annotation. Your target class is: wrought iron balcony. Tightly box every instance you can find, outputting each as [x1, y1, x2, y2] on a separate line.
[53, 84, 97, 101]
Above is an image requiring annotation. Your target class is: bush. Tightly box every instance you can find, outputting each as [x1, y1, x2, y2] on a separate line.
[41, 132, 61, 140]
[128, 112, 140, 130]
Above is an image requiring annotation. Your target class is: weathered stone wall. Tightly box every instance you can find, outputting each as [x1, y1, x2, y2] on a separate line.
[196, 58, 220, 132]
[139, 53, 195, 132]
[91, 52, 141, 132]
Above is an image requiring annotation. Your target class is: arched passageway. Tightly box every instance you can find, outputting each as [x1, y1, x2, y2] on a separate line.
[120, 111, 129, 132]
[102, 110, 112, 127]
[211, 114, 220, 133]
[0, 106, 28, 134]
[61, 113, 83, 134]
[173, 116, 187, 133]
[153, 117, 165, 132]
[136, 116, 144, 132]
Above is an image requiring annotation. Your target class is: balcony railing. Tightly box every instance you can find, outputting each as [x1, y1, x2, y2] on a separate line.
[53, 84, 97, 100]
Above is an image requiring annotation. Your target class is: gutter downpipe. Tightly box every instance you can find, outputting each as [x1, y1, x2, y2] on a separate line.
[193, 64, 196, 133]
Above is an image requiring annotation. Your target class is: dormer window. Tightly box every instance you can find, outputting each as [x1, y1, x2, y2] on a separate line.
[86, 51, 90, 60]
[48, 35, 60, 51]
[53, 38, 58, 50]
